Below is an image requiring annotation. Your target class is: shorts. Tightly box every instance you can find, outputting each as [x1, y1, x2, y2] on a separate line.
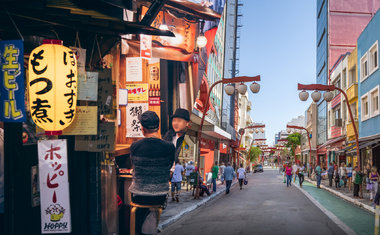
[171, 182, 181, 192]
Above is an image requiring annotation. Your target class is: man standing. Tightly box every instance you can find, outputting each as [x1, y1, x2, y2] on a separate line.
[224, 162, 235, 194]
[237, 164, 246, 190]
[129, 111, 175, 234]
[327, 162, 334, 187]
[163, 108, 190, 162]
[219, 162, 226, 185]
[185, 161, 195, 191]
[315, 164, 322, 188]
[211, 161, 219, 192]
[171, 161, 184, 202]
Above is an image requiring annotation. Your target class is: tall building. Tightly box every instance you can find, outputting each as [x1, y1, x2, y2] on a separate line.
[315, 0, 380, 158]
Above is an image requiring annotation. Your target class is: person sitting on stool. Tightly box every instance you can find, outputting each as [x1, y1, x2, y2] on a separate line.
[129, 111, 175, 235]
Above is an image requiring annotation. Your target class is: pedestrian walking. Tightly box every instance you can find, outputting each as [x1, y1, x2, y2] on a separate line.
[347, 163, 353, 191]
[224, 162, 235, 194]
[285, 163, 293, 187]
[219, 162, 226, 185]
[185, 161, 195, 191]
[163, 108, 190, 163]
[211, 161, 219, 192]
[339, 162, 347, 187]
[237, 164, 246, 190]
[353, 166, 363, 198]
[334, 167, 340, 189]
[128, 111, 175, 234]
[369, 166, 379, 201]
[292, 162, 298, 182]
[171, 161, 184, 202]
[327, 162, 334, 187]
[315, 164, 322, 188]
[298, 164, 306, 187]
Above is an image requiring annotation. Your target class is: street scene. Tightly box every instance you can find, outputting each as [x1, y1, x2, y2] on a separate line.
[0, 0, 379, 235]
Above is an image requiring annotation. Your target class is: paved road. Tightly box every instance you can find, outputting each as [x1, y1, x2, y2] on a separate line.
[162, 168, 345, 235]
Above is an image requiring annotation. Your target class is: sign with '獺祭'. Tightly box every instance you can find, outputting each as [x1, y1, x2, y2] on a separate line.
[0, 40, 26, 122]
[28, 40, 78, 135]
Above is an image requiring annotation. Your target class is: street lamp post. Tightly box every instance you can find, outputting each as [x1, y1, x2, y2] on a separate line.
[195, 76, 261, 199]
[287, 124, 312, 166]
[297, 83, 360, 170]
[237, 124, 265, 166]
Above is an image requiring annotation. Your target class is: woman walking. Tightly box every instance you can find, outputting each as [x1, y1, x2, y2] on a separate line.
[285, 163, 293, 187]
[237, 164, 246, 190]
[298, 164, 306, 187]
[346, 163, 353, 191]
[369, 166, 380, 201]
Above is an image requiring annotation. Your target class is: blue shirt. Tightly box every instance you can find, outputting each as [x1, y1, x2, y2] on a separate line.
[328, 165, 334, 175]
[223, 166, 235, 181]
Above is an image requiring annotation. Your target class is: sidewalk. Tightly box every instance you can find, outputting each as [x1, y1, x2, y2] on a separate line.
[158, 178, 239, 231]
[305, 177, 375, 214]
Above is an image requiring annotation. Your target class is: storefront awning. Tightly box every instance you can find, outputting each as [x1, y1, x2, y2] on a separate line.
[359, 139, 380, 149]
[202, 125, 231, 140]
[165, 0, 221, 21]
[319, 136, 345, 149]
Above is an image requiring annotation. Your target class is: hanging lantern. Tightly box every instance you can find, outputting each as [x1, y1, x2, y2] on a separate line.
[28, 40, 78, 135]
[323, 91, 334, 102]
[311, 91, 322, 102]
[299, 90, 309, 101]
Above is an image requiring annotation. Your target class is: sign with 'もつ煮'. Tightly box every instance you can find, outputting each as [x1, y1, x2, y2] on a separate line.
[38, 139, 71, 233]
[28, 42, 78, 133]
[0, 40, 26, 122]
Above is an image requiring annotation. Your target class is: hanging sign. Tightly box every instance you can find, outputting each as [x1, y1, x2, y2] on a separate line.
[98, 69, 113, 114]
[38, 139, 71, 234]
[28, 40, 78, 135]
[140, 34, 152, 60]
[126, 103, 148, 138]
[126, 84, 148, 101]
[69, 47, 86, 78]
[78, 71, 98, 101]
[0, 40, 26, 122]
[75, 122, 115, 152]
[62, 106, 98, 135]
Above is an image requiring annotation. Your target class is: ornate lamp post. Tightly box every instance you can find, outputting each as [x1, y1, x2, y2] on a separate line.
[195, 76, 261, 199]
[237, 124, 265, 165]
[297, 83, 360, 169]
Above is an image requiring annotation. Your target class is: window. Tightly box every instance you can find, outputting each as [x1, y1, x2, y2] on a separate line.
[370, 86, 379, 117]
[334, 79, 341, 96]
[361, 94, 369, 121]
[342, 101, 347, 122]
[349, 66, 356, 86]
[361, 53, 368, 82]
[342, 68, 347, 89]
[369, 41, 379, 74]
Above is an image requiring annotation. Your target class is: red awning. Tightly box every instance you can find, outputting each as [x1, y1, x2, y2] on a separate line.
[319, 136, 345, 149]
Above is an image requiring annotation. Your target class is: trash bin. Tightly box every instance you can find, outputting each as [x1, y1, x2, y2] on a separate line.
[189, 172, 198, 186]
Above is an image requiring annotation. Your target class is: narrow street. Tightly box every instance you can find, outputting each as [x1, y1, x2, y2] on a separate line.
[162, 167, 373, 235]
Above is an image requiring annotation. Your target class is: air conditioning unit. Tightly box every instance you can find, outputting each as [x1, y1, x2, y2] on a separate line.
[335, 118, 343, 127]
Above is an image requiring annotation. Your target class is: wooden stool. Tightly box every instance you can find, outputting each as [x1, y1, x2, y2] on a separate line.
[130, 202, 163, 235]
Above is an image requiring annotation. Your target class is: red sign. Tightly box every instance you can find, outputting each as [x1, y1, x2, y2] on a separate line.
[149, 97, 160, 106]
[140, 34, 152, 59]
[220, 142, 228, 154]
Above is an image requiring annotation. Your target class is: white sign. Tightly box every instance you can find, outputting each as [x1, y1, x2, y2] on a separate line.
[118, 88, 128, 106]
[70, 47, 86, 77]
[126, 57, 143, 82]
[38, 139, 71, 234]
[78, 72, 98, 101]
[126, 103, 148, 138]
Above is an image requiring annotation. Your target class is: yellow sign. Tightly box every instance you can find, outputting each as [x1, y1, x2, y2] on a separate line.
[28, 42, 78, 134]
[62, 106, 98, 135]
[126, 84, 148, 101]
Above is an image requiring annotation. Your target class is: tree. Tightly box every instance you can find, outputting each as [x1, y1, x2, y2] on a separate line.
[286, 133, 301, 157]
[247, 146, 262, 163]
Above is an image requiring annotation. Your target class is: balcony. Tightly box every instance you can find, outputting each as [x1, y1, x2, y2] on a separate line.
[330, 126, 342, 139]
[346, 83, 358, 103]
[331, 93, 341, 109]
[346, 121, 358, 138]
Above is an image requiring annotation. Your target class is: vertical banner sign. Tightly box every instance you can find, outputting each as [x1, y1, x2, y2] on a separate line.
[38, 139, 71, 233]
[0, 40, 26, 122]
[140, 34, 152, 60]
[28, 42, 78, 134]
[98, 69, 113, 114]
[126, 103, 148, 137]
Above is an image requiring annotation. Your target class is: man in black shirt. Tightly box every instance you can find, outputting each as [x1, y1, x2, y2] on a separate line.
[129, 111, 175, 234]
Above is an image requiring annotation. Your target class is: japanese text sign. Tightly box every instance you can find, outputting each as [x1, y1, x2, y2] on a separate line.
[75, 122, 115, 152]
[28, 42, 78, 134]
[126, 103, 148, 138]
[38, 139, 71, 233]
[140, 34, 152, 60]
[98, 69, 113, 114]
[0, 40, 26, 122]
[125, 84, 148, 101]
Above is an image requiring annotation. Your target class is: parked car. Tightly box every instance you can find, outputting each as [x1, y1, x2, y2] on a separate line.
[253, 164, 263, 173]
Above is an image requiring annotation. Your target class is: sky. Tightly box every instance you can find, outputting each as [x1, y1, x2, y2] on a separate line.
[239, 0, 317, 145]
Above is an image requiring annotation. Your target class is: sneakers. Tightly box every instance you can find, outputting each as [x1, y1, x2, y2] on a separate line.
[175, 195, 179, 202]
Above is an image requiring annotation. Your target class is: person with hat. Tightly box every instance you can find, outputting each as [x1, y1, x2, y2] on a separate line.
[163, 108, 191, 162]
[129, 111, 175, 234]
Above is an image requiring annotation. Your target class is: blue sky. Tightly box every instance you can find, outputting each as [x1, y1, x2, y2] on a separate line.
[239, 0, 317, 145]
